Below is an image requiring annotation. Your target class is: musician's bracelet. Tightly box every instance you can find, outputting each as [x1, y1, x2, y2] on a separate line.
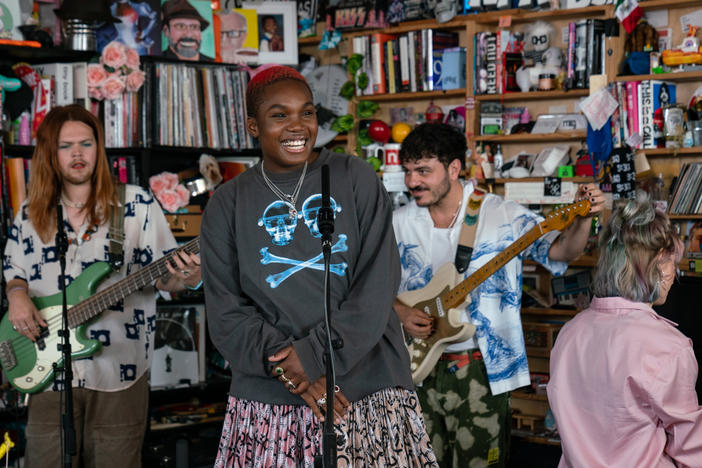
[6, 285, 27, 296]
[186, 280, 203, 291]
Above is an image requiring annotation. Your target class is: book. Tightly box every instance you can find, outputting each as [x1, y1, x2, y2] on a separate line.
[440, 47, 465, 91]
[574, 20, 587, 89]
[427, 30, 459, 91]
[639, 80, 654, 149]
[33, 63, 74, 106]
[6, 157, 27, 219]
[370, 33, 397, 94]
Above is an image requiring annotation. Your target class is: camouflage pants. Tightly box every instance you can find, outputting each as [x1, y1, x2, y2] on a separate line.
[417, 350, 511, 468]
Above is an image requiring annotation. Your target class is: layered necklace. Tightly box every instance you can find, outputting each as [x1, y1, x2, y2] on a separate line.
[260, 161, 308, 219]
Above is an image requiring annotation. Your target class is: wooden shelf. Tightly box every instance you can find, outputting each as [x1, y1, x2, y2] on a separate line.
[614, 70, 702, 83]
[360, 88, 465, 102]
[641, 147, 702, 156]
[511, 430, 561, 446]
[473, 131, 585, 143]
[522, 307, 579, 317]
[669, 214, 702, 219]
[298, 36, 321, 45]
[495, 176, 592, 183]
[474, 89, 589, 102]
[639, 0, 702, 10]
[471, 5, 609, 25]
[354, 16, 468, 36]
[512, 390, 548, 401]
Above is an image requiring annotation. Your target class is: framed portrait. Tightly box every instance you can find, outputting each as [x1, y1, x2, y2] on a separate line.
[160, 0, 215, 61]
[242, 1, 298, 65]
[215, 8, 259, 64]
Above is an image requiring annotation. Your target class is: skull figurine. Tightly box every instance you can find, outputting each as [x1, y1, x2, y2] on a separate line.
[258, 201, 298, 246]
[424, 0, 458, 23]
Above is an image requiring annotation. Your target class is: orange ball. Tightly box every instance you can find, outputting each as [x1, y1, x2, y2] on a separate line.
[391, 122, 412, 143]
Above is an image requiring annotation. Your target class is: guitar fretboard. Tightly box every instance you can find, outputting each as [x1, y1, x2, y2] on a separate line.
[67, 237, 200, 328]
[442, 200, 590, 310]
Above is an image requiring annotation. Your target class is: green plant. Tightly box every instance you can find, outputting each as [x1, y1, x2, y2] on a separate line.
[331, 53, 379, 156]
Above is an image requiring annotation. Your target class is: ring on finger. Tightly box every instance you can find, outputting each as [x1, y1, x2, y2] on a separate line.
[316, 396, 326, 407]
[22, 327, 28, 331]
[286, 380, 296, 390]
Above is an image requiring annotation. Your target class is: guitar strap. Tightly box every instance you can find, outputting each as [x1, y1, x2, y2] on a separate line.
[108, 183, 126, 271]
[454, 187, 486, 274]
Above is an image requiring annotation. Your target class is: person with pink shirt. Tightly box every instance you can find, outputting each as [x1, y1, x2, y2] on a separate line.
[548, 192, 702, 468]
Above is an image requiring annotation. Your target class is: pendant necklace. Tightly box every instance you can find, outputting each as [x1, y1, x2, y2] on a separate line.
[260, 161, 308, 219]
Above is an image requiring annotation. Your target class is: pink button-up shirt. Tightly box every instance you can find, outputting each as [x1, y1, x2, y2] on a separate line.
[548, 296, 702, 468]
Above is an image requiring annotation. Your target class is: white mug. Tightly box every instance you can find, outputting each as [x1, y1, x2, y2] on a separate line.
[383, 143, 402, 172]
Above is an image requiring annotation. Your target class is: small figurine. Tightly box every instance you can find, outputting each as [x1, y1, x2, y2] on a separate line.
[515, 21, 563, 92]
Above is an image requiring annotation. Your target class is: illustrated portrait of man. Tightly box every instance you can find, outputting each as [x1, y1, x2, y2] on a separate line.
[98, 0, 159, 55]
[259, 14, 283, 52]
[161, 0, 214, 61]
[219, 10, 258, 64]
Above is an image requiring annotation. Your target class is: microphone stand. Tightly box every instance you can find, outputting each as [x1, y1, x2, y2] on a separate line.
[55, 203, 76, 468]
[316, 164, 338, 468]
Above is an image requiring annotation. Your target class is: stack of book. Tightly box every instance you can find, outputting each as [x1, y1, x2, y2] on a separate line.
[669, 162, 702, 215]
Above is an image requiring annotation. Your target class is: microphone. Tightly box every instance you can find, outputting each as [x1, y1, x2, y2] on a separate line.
[317, 164, 334, 245]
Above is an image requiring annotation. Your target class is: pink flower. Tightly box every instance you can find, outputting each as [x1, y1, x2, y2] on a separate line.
[156, 190, 182, 213]
[149, 172, 179, 195]
[102, 41, 127, 70]
[88, 86, 103, 100]
[86, 64, 107, 87]
[175, 184, 191, 206]
[102, 76, 126, 100]
[125, 70, 145, 92]
[125, 48, 140, 70]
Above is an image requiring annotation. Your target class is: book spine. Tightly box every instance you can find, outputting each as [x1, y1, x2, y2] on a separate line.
[640, 80, 654, 149]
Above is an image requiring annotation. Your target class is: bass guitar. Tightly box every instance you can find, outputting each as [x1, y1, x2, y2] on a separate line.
[398, 200, 591, 384]
[0, 237, 200, 394]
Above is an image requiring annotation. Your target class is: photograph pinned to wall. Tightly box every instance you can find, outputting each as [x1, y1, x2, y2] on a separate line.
[216, 8, 259, 64]
[217, 156, 260, 183]
[97, 0, 161, 55]
[0, 0, 22, 40]
[160, 0, 215, 61]
[242, 1, 298, 65]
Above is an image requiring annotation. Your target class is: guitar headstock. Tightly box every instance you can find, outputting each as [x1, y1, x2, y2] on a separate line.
[541, 199, 592, 232]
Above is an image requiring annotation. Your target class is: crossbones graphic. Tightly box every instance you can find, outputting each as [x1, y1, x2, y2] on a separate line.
[260, 235, 349, 288]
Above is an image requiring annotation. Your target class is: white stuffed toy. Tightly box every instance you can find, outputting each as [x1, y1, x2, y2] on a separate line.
[516, 21, 563, 92]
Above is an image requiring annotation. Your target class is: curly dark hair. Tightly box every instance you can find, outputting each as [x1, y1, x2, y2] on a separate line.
[399, 123, 466, 169]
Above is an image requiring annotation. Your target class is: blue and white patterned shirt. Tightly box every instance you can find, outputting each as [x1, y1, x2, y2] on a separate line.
[393, 182, 567, 394]
[3, 185, 178, 392]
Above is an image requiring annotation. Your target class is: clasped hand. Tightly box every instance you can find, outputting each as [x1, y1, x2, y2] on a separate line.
[269, 346, 350, 423]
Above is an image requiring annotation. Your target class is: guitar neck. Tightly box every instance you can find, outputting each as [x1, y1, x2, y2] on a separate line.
[67, 237, 200, 327]
[443, 223, 547, 310]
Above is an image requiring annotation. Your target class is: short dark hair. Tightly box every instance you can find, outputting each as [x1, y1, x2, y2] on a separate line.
[399, 123, 466, 169]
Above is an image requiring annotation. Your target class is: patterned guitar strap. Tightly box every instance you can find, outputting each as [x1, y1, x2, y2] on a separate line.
[454, 187, 486, 274]
[108, 183, 126, 271]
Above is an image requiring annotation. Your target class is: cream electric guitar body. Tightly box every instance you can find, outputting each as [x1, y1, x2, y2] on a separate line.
[398, 200, 591, 384]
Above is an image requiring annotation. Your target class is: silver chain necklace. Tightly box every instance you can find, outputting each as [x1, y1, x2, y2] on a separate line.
[260, 161, 308, 219]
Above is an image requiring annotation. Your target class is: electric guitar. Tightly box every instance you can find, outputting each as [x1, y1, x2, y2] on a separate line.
[398, 200, 591, 384]
[0, 237, 200, 394]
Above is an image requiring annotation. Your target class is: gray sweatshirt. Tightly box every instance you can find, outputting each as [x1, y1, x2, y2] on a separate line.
[201, 149, 413, 404]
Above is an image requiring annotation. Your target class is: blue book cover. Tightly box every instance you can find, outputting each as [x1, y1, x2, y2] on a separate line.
[440, 47, 466, 90]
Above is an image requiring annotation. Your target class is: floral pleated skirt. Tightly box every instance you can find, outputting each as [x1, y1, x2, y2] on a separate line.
[214, 386, 438, 468]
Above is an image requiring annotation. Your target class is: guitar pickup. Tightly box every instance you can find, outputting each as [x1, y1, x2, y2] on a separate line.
[36, 326, 50, 351]
[0, 340, 17, 370]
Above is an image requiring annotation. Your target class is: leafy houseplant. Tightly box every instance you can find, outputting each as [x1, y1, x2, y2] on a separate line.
[331, 53, 380, 155]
